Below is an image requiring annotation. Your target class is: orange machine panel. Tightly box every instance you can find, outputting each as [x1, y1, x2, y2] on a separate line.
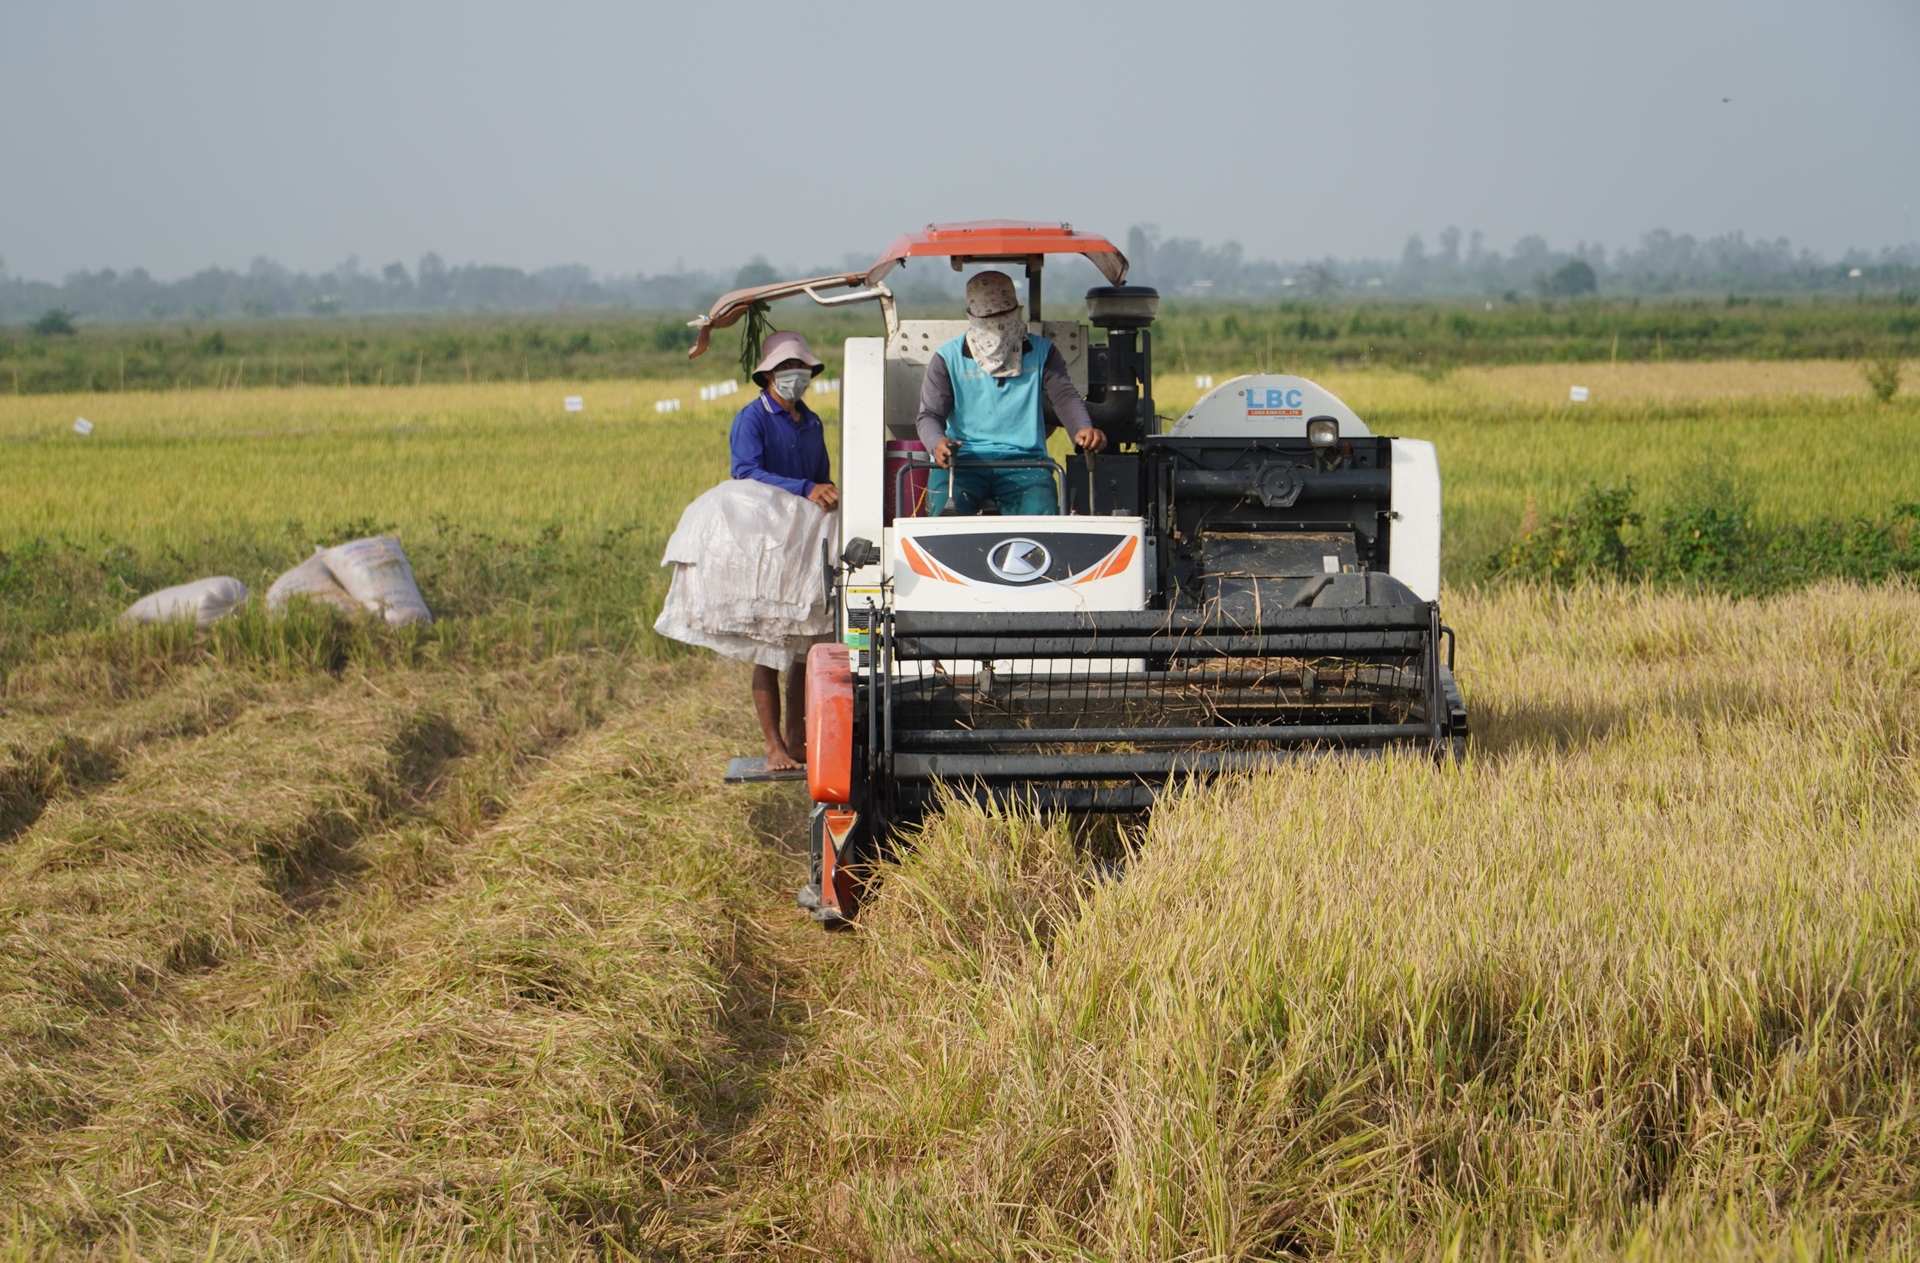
[806, 641, 855, 805]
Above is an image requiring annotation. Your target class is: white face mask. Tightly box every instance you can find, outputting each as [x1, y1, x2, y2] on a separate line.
[773, 368, 811, 401]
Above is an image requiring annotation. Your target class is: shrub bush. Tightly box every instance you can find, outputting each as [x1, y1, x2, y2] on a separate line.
[1481, 484, 1920, 594]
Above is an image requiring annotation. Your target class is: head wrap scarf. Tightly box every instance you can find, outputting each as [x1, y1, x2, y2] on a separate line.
[964, 271, 1027, 379]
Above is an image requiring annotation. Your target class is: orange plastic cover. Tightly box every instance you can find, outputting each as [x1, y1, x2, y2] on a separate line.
[806, 641, 855, 805]
[820, 808, 860, 919]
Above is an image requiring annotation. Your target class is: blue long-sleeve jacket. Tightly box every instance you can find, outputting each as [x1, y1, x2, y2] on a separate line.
[729, 391, 831, 497]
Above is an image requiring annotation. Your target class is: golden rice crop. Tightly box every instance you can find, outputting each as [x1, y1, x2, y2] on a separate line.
[750, 579, 1920, 1261]
[5, 582, 1913, 1259]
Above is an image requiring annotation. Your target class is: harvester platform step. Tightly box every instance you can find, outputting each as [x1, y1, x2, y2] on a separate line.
[724, 757, 807, 784]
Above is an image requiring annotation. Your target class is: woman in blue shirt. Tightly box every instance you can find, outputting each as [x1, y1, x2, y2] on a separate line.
[731, 331, 837, 510]
[729, 331, 837, 770]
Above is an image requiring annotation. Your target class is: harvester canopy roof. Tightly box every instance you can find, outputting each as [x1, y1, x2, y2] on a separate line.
[866, 220, 1129, 287]
[685, 220, 1129, 360]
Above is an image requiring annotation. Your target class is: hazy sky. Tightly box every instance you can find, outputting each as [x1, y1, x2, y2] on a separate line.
[4, 0, 1916, 281]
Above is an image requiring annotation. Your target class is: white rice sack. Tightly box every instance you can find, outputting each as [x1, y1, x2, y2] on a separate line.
[321, 536, 433, 626]
[121, 576, 250, 627]
[657, 479, 834, 643]
[266, 551, 362, 614]
[654, 561, 822, 669]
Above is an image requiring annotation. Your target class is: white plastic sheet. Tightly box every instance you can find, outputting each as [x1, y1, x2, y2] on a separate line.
[122, 577, 250, 627]
[654, 479, 835, 668]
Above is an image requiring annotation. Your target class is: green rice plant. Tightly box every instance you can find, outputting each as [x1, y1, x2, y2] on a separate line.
[1862, 353, 1902, 403]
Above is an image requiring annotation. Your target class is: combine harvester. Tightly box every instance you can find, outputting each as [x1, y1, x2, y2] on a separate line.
[692, 221, 1468, 925]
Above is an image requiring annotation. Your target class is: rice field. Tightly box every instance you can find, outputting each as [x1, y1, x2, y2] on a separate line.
[0, 360, 1913, 566]
[1, 360, 1917, 1259]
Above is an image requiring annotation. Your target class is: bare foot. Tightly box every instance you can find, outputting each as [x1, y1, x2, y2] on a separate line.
[765, 741, 801, 772]
[785, 727, 807, 767]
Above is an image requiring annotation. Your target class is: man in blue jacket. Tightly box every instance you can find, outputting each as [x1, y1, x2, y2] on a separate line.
[915, 271, 1105, 515]
[730, 330, 837, 770]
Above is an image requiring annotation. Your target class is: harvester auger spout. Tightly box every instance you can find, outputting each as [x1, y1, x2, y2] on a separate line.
[694, 221, 1469, 926]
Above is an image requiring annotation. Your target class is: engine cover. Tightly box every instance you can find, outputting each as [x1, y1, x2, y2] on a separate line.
[1170, 374, 1372, 439]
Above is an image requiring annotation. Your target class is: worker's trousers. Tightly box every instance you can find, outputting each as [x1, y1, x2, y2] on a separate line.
[926, 464, 1058, 516]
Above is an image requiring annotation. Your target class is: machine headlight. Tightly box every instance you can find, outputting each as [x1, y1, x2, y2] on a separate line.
[1307, 416, 1340, 448]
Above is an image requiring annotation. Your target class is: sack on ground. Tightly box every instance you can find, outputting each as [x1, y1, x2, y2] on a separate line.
[266, 551, 362, 614]
[121, 577, 250, 627]
[654, 479, 835, 666]
[320, 536, 433, 626]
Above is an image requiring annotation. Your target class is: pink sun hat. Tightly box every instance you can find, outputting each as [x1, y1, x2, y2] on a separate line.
[752, 331, 825, 386]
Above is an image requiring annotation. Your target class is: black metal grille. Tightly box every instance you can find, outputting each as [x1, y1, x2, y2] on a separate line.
[875, 607, 1443, 786]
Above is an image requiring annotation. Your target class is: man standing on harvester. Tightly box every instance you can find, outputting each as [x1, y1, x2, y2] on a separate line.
[916, 271, 1105, 515]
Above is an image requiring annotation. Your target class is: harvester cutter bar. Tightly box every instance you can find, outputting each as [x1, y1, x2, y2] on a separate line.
[894, 722, 1430, 747]
[894, 633, 1425, 657]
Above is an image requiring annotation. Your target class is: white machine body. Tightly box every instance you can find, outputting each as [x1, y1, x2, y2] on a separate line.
[834, 354, 1442, 614]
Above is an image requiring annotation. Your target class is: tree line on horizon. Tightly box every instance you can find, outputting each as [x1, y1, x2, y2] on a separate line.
[5, 226, 1918, 327]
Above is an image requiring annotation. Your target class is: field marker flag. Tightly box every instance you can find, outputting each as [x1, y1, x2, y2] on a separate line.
[73, 417, 93, 435]
[1569, 386, 1590, 403]
[564, 396, 584, 412]
[654, 399, 682, 413]
[1196, 374, 1214, 389]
